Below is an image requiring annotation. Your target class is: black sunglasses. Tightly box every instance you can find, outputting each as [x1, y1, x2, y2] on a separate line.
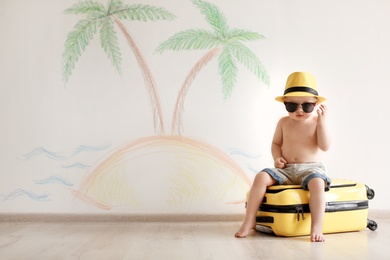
[284, 102, 317, 113]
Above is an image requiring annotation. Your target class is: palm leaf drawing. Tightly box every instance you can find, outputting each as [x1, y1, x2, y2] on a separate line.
[156, 0, 269, 135]
[62, 0, 176, 135]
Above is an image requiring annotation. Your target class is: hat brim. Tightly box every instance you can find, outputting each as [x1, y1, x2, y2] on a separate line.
[275, 92, 326, 103]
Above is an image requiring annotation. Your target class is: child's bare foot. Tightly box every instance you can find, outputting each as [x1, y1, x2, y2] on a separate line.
[311, 224, 325, 242]
[235, 219, 256, 238]
[311, 231, 325, 242]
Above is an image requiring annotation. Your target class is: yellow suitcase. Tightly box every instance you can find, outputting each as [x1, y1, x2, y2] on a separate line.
[254, 179, 377, 236]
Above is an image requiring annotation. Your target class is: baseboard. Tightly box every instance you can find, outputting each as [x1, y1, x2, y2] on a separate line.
[0, 213, 245, 222]
[0, 209, 388, 222]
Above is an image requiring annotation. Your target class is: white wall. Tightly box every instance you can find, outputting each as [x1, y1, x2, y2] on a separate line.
[0, 0, 389, 214]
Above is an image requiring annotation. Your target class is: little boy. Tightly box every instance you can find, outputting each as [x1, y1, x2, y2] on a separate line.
[235, 72, 331, 242]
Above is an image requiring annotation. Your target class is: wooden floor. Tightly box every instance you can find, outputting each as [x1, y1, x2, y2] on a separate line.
[0, 213, 389, 260]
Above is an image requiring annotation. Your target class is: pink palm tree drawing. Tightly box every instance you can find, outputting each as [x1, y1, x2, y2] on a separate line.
[62, 0, 176, 135]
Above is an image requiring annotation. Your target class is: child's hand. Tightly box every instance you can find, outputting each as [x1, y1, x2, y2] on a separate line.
[317, 104, 327, 122]
[274, 157, 287, 169]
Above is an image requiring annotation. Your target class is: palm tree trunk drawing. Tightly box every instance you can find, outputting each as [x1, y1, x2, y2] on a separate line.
[62, 1, 176, 135]
[113, 17, 165, 134]
[171, 47, 221, 134]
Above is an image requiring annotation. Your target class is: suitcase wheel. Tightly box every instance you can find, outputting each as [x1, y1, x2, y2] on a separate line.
[365, 185, 375, 200]
[367, 219, 378, 231]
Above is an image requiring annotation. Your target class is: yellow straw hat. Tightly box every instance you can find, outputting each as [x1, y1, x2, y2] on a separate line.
[275, 72, 326, 103]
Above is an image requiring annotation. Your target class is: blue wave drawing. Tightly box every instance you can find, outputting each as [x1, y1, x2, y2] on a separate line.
[3, 189, 50, 202]
[34, 175, 74, 186]
[71, 143, 112, 157]
[227, 148, 261, 159]
[20, 147, 66, 161]
[247, 164, 261, 174]
[20, 143, 111, 161]
[62, 162, 90, 169]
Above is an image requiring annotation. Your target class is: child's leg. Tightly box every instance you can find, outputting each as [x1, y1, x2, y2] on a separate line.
[235, 172, 277, 238]
[307, 178, 326, 242]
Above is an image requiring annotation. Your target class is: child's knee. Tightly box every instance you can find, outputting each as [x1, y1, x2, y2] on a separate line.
[255, 171, 278, 186]
[307, 177, 326, 190]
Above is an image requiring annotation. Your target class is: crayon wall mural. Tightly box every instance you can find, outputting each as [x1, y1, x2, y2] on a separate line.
[2, 0, 390, 214]
[63, 0, 268, 213]
[1, 0, 270, 214]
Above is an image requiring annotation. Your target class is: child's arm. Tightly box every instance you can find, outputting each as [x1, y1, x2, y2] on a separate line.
[272, 118, 287, 168]
[316, 104, 331, 151]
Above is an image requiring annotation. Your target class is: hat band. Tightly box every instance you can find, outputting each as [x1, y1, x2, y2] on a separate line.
[284, 86, 318, 96]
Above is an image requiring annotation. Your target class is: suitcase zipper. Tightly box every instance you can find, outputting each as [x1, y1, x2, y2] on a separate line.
[259, 200, 368, 215]
[296, 206, 306, 221]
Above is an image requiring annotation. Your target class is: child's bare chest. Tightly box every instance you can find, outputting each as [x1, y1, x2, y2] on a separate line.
[283, 122, 317, 141]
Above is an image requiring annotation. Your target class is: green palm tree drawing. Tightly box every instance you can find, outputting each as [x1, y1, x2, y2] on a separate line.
[62, 0, 176, 135]
[156, 0, 270, 135]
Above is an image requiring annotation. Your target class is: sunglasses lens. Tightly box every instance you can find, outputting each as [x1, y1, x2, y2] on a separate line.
[302, 103, 315, 113]
[284, 102, 298, 112]
[284, 102, 316, 113]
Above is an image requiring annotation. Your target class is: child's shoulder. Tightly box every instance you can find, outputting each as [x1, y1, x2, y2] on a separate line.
[275, 116, 290, 128]
[278, 116, 290, 123]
